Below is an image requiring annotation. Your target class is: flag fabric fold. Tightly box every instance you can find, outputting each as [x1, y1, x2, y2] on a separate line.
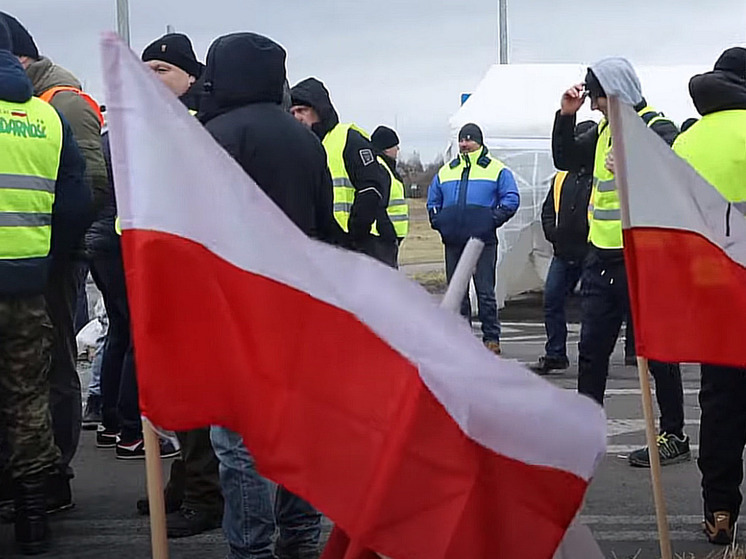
[610, 98, 746, 368]
[101, 33, 606, 559]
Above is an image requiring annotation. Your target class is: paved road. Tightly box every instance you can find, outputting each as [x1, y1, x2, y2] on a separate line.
[0, 312, 720, 559]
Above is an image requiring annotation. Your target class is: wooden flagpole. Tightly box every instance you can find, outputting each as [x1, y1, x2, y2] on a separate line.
[636, 357, 673, 559]
[142, 417, 170, 559]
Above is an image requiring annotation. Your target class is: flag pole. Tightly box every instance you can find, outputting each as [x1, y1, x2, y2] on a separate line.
[608, 97, 673, 559]
[636, 357, 673, 559]
[143, 417, 170, 559]
[440, 238, 485, 313]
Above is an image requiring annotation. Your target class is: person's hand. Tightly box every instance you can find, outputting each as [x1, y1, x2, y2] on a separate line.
[605, 152, 615, 174]
[560, 83, 587, 116]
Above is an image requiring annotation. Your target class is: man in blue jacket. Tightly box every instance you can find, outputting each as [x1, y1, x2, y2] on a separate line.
[427, 123, 520, 354]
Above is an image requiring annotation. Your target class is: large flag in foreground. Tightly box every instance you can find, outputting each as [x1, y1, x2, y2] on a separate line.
[610, 98, 746, 368]
[101, 34, 605, 558]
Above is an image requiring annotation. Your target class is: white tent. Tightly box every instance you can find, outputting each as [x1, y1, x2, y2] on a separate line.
[448, 63, 707, 306]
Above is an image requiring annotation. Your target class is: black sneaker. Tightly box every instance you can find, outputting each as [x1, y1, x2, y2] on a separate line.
[116, 439, 180, 461]
[166, 507, 221, 538]
[82, 395, 102, 430]
[628, 433, 691, 468]
[704, 509, 735, 545]
[529, 355, 570, 375]
[96, 426, 119, 448]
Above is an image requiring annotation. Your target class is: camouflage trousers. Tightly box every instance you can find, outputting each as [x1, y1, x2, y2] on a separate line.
[0, 295, 59, 480]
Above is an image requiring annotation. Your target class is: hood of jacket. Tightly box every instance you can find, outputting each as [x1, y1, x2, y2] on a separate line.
[290, 77, 339, 139]
[199, 33, 286, 122]
[25, 56, 81, 95]
[689, 52, 746, 116]
[590, 57, 643, 106]
[0, 50, 33, 102]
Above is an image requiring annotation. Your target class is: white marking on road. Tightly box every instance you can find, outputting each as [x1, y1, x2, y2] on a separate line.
[607, 419, 700, 436]
[581, 515, 702, 525]
[591, 530, 704, 541]
[605, 388, 699, 395]
[607, 444, 699, 454]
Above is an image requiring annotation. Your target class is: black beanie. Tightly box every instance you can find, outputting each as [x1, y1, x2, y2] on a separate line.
[142, 33, 202, 78]
[0, 12, 38, 59]
[0, 17, 11, 52]
[458, 123, 483, 145]
[714, 47, 746, 80]
[584, 68, 606, 98]
[371, 126, 399, 151]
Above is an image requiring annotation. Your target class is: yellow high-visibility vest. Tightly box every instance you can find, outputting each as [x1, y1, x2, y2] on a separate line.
[673, 109, 746, 212]
[589, 105, 672, 249]
[373, 157, 409, 238]
[553, 171, 569, 227]
[0, 97, 63, 261]
[321, 123, 359, 232]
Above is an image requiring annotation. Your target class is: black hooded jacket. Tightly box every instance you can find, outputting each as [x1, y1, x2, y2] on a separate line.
[689, 70, 746, 116]
[197, 34, 343, 244]
[290, 78, 395, 244]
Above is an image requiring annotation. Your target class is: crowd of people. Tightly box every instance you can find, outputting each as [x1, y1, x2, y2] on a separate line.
[0, 7, 745, 556]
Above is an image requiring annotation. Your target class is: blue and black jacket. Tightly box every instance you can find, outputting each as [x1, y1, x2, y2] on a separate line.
[427, 146, 519, 245]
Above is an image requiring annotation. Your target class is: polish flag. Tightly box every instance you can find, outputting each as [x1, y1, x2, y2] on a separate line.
[101, 34, 606, 559]
[610, 98, 746, 368]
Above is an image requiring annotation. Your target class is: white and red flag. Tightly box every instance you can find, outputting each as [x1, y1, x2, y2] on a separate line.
[610, 98, 746, 368]
[101, 34, 606, 559]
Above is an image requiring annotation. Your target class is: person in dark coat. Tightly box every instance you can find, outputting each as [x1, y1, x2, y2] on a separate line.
[199, 32, 341, 559]
[531, 120, 595, 374]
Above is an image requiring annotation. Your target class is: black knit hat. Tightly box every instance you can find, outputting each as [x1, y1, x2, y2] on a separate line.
[714, 47, 746, 79]
[0, 16, 11, 52]
[0, 12, 39, 59]
[458, 123, 483, 145]
[142, 33, 202, 78]
[371, 126, 399, 151]
[584, 68, 606, 99]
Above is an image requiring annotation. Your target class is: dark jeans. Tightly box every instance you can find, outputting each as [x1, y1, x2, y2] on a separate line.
[45, 258, 87, 477]
[172, 428, 223, 514]
[90, 254, 141, 442]
[543, 256, 583, 359]
[577, 252, 684, 435]
[73, 266, 90, 334]
[699, 365, 746, 517]
[444, 242, 500, 342]
[625, 314, 636, 359]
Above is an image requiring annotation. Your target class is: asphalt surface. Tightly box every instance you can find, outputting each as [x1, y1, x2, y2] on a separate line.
[0, 292, 721, 559]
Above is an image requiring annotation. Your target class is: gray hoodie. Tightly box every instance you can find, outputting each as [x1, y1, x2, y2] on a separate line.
[590, 57, 643, 107]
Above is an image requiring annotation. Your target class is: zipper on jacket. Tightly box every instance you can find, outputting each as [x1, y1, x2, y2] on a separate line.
[457, 153, 472, 210]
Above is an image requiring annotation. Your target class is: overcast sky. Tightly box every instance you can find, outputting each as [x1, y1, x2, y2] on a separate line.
[3, 0, 745, 159]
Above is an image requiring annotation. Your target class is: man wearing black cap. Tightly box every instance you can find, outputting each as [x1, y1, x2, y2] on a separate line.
[672, 47, 746, 545]
[141, 33, 203, 107]
[290, 78, 396, 267]
[427, 123, 520, 355]
[0, 10, 105, 516]
[104, 33, 221, 539]
[371, 125, 409, 252]
[554, 59, 690, 469]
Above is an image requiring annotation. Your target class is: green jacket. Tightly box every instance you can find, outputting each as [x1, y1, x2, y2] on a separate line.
[26, 57, 107, 215]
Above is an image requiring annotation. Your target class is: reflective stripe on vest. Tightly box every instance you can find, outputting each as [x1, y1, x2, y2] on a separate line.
[552, 171, 568, 226]
[589, 105, 672, 249]
[322, 123, 365, 233]
[0, 97, 62, 260]
[372, 156, 409, 238]
[673, 110, 746, 211]
[39, 86, 105, 128]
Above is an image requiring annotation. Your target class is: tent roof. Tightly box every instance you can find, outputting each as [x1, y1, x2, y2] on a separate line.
[449, 63, 708, 146]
